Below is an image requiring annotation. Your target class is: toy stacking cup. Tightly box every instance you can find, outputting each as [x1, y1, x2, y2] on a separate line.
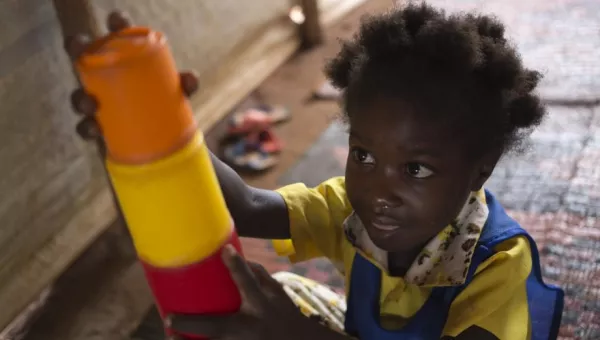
[76, 26, 243, 339]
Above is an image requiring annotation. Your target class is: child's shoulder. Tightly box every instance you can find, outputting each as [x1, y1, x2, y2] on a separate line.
[446, 233, 533, 338]
[276, 176, 352, 219]
[474, 191, 533, 284]
[276, 176, 347, 200]
[476, 234, 532, 277]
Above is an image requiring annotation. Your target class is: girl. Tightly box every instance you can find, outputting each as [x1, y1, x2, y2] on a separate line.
[69, 4, 563, 340]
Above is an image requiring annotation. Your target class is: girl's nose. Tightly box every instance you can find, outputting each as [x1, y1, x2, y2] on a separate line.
[373, 197, 394, 214]
[372, 187, 402, 212]
[370, 165, 403, 209]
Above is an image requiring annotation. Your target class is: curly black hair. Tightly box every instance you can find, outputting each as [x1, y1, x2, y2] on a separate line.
[325, 2, 546, 159]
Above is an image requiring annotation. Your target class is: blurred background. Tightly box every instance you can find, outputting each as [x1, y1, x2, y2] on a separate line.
[0, 0, 598, 339]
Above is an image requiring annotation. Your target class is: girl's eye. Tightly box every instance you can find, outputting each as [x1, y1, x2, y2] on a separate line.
[351, 148, 375, 165]
[405, 163, 434, 179]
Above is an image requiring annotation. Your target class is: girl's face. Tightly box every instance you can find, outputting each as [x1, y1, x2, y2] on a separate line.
[345, 98, 490, 259]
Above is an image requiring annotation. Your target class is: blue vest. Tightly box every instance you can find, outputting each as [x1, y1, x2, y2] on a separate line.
[344, 191, 564, 340]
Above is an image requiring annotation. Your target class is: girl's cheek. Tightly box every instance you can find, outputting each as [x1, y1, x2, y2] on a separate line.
[345, 187, 361, 212]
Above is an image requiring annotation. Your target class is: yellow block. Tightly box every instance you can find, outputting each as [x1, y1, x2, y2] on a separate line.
[107, 133, 231, 267]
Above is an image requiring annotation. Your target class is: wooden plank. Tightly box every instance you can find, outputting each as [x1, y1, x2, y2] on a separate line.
[0, 2, 110, 333]
[6, 218, 151, 340]
[93, 0, 292, 86]
[189, 17, 300, 130]
[51, 0, 101, 38]
[298, 0, 324, 48]
[187, 0, 368, 130]
[0, 0, 109, 334]
[0, 189, 117, 333]
[319, 0, 369, 26]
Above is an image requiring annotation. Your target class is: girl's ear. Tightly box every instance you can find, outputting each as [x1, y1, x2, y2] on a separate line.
[470, 149, 503, 191]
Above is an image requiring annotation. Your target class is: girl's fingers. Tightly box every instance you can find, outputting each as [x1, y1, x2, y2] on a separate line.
[70, 89, 98, 116]
[107, 11, 132, 32]
[65, 11, 131, 62]
[221, 245, 264, 302]
[68, 11, 201, 146]
[64, 34, 91, 61]
[180, 71, 200, 97]
[76, 116, 102, 140]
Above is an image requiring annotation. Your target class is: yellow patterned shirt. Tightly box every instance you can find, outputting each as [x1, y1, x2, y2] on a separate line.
[273, 177, 532, 339]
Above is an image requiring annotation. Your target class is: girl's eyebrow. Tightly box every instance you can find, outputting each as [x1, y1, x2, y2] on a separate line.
[349, 130, 370, 144]
[350, 129, 444, 158]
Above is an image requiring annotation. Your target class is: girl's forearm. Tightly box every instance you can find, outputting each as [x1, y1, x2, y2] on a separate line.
[209, 151, 291, 239]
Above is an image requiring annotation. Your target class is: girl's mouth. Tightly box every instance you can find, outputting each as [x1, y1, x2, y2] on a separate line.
[371, 222, 401, 232]
[370, 216, 403, 232]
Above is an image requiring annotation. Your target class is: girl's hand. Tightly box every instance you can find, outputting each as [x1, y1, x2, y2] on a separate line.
[167, 245, 338, 340]
[65, 11, 199, 141]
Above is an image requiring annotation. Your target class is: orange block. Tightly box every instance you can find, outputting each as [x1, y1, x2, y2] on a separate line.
[76, 27, 197, 164]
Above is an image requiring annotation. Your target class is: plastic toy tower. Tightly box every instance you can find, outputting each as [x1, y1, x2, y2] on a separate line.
[76, 26, 243, 339]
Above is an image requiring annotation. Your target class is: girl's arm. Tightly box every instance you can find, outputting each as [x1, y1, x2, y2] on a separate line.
[210, 152, 291, 240]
